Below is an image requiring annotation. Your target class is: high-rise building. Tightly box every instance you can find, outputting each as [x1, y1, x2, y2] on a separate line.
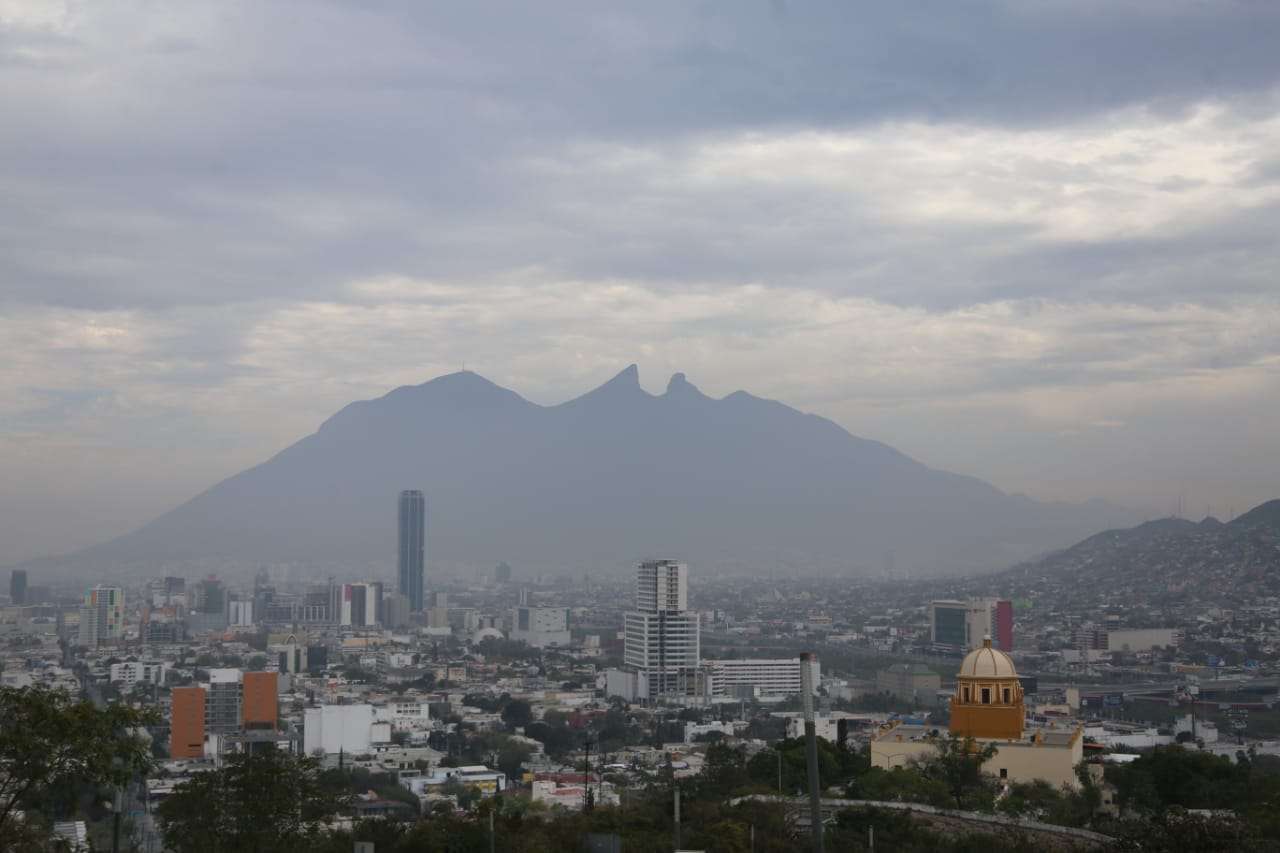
[930, 599, 1006, 652]
[206, 669, 243, 735]
[195, 577, 226, 615]
[398, 490, 426, 612]
[148, 576, 186, 608]
[9, 569, 27, 605]
[383, 593, 411, 629]
[929, 600, 967, 650]
[494, 562, 512, 584]
[170, 686, 206, 759]
[78, 586, 125, 648]
[242, 672, 278, 731]
[228, 599, 254, 627]
[624, 560, 700, 698]
[995, 600, 1014, 651]
[341, 582, 383, 627]
[636, 559, 688, 612]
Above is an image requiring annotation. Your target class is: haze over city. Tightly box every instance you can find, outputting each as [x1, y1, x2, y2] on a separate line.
[8, 4, 1280, 853]
[3, 1, 1280, 566]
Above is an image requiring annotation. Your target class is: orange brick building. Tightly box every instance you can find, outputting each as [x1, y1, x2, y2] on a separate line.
[170, 686, 206, 759]
[242, 671, 278, 730]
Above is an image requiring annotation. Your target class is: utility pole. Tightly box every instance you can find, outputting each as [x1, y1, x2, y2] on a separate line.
[800, 652, 824, 853]
[111, 787, 122, 853]
[583, 735, 595, 812]
[488, 808, 495, 853]
[673, 783, 681, 851]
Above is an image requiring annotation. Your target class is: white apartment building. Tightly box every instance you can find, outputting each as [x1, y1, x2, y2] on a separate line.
[621, 560, 700, 698]
[377, 699, 431, 731]
[304, 704, 380, 756]
[703, 657, 820, 699]
[510, 606, 571, 648]
[109, 661, 169, 686]
[636, 559, 688, 612]
[228, 600, 254, 627]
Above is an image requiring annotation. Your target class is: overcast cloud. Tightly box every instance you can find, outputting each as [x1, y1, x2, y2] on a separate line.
[2, 0, 1279, 563]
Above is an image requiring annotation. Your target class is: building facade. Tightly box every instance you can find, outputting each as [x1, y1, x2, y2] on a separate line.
[875, 662, 941, 703]
[341, 582, 383, 627]
[398, 490, 426, 612]
[1106, 628, 1181, 653]
[78, 586, 125, 648]
[616, 560, 701, 700]
[170, 686, 206, 759]
[930, 599, 1011, 652]
[636, 559, 688, 612]
[703, 657, 820, 699]
[510, 606, 571, 647]
[9, 569, 26, 605]
[206, 669, 243, 735]
[110, 661, 169, 686]
[303, 704, 377, 755]
[242, 671, 278, 731]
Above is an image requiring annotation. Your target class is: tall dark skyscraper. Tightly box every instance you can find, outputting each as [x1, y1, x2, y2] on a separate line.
[398, 489, 425, 612]
[9, 569, 27, 605]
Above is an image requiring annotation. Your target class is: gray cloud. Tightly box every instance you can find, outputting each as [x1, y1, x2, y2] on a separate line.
[1, 0, 1279, 562]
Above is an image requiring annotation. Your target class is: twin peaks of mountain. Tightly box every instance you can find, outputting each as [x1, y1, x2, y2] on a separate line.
[66, 366, 1140, 577]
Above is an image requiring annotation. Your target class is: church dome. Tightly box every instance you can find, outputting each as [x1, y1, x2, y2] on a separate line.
[958, 637, 1018, 679]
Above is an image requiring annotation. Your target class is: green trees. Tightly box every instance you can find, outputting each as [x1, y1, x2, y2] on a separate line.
[0, 685, 156, 849]
[156, 749, 348, 853]
[926, 736, 999, 810]
[501, 698, 533, 729]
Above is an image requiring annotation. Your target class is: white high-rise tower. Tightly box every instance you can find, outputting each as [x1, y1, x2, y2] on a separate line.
[624, 560, 699, 699]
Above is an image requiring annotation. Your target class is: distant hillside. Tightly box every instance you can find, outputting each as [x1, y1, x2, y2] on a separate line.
[996, 499, 1280, 605]
[24, 367, 1140, 580]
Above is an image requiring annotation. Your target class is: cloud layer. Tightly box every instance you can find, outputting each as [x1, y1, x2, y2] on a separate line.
[2, 1, 1279, 562]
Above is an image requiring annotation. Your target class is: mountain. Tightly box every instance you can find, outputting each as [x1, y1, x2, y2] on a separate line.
[990, 499, 1280, 609]
[33, 367, 1141, 579]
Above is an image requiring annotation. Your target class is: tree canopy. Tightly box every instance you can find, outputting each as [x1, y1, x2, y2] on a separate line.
[157, 748, 348, 853]
[0, 685, 156, 849]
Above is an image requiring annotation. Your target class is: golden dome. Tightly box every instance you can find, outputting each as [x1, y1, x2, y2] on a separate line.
[958, 637, 1018, 679]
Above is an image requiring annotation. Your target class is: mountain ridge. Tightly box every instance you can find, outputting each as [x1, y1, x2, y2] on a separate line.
[18, 367, 1141, 580]
[986, 498, 1280, 611]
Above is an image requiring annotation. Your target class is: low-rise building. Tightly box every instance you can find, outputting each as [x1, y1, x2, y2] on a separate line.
[875, 663, 941, 703]
[110, 661, 169, 686]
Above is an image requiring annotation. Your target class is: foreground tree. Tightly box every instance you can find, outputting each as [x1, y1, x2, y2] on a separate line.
[157, 748, 348, 853]
[921, 735, 999, 811]
[0, 685, 156, 849]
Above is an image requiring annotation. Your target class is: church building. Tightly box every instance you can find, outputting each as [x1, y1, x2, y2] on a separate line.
[870, 637, 1083, 790]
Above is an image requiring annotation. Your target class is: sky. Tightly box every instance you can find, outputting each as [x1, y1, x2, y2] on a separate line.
[2, 0, 1279, 564]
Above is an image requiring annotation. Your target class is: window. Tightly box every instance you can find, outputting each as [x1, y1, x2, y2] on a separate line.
[1003, 688, 1011, 703]
[981, 687, 991, 704]
[999, 768, 1008, 779]
[962, 686, 970, 702]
